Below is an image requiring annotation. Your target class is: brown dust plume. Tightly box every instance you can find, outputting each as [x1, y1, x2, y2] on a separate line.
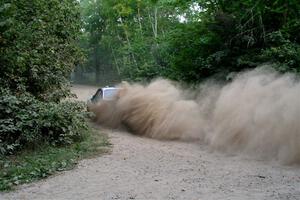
[88, 67, 300, 164]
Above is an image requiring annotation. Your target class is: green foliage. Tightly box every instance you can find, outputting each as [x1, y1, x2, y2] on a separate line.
[77, 0, 180, 83]
[0, 130, 110, 191]
[79, 0, 300, 82]
[261, 43, 300, 73]
[161, 0, 300, 82]
[0, 0, 82, 101]
[260, 32, 300, 73]
[0, 89, 89, 156]
[73, 0, 121, 85]
[0, 0, 90, 158]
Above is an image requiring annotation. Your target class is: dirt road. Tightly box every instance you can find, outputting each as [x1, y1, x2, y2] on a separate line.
[1, 85, 300, 200]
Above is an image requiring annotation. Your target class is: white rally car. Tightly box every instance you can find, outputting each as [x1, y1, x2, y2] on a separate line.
[89, 87, 120, 104]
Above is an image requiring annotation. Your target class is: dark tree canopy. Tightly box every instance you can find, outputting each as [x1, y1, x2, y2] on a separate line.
[77, 0, 300, 83]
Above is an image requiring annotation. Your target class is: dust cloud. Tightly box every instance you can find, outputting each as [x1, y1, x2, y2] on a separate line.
[88, 67, 300, 164]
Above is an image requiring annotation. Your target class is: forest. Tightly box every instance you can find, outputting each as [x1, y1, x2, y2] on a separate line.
[76, 0, 300, 84]
[1, 0, 300, 191]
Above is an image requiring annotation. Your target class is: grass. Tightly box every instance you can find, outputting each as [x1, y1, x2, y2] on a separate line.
[0, 128, 111, 191]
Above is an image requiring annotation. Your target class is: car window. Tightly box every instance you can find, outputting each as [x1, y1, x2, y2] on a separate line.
[92, 89, 103, 102]
[103, 89, 118, 100]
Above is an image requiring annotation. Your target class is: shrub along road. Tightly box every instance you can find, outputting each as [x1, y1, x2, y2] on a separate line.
[1, 85, 300, 200]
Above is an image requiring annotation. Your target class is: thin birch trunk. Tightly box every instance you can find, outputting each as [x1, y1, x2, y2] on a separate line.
[119, 17, 138, 67]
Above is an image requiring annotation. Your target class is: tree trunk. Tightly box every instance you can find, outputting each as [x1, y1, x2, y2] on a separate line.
[119, 17, 138, 67]
[148, 7, 158, 39]
[137, 6, 143, 31]
[94, 46, 101, 83]
[110, 46, 120, 75]
[154, 6, 158, 38]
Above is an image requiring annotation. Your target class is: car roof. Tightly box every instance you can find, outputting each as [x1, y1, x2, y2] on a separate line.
[101, 87, 120, 91]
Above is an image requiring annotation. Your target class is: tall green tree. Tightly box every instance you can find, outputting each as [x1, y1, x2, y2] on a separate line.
[79, 0, 300, 83]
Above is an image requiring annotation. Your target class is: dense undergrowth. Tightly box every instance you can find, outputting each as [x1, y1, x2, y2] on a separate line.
[0, 89, 89, 155]
[0, 0, 108, 191]
[0, 129, 110, 191]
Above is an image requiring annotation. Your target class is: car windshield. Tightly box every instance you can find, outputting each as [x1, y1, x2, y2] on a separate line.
[103, 89, 118, 100]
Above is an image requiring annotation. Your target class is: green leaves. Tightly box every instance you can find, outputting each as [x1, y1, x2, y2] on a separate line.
[0, 89, 89, 156]
[0, 0, 82, 101]
[78, 0, 300, 83]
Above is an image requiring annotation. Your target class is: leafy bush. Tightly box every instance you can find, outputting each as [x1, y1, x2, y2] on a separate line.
[0, 0, 82, 101]
[0, 89, 89, 155]
[0, 0, 88, 156]
[259, 32, 300, 73]
[0, 129, 110, 191]
[261, 44, 300, 73]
